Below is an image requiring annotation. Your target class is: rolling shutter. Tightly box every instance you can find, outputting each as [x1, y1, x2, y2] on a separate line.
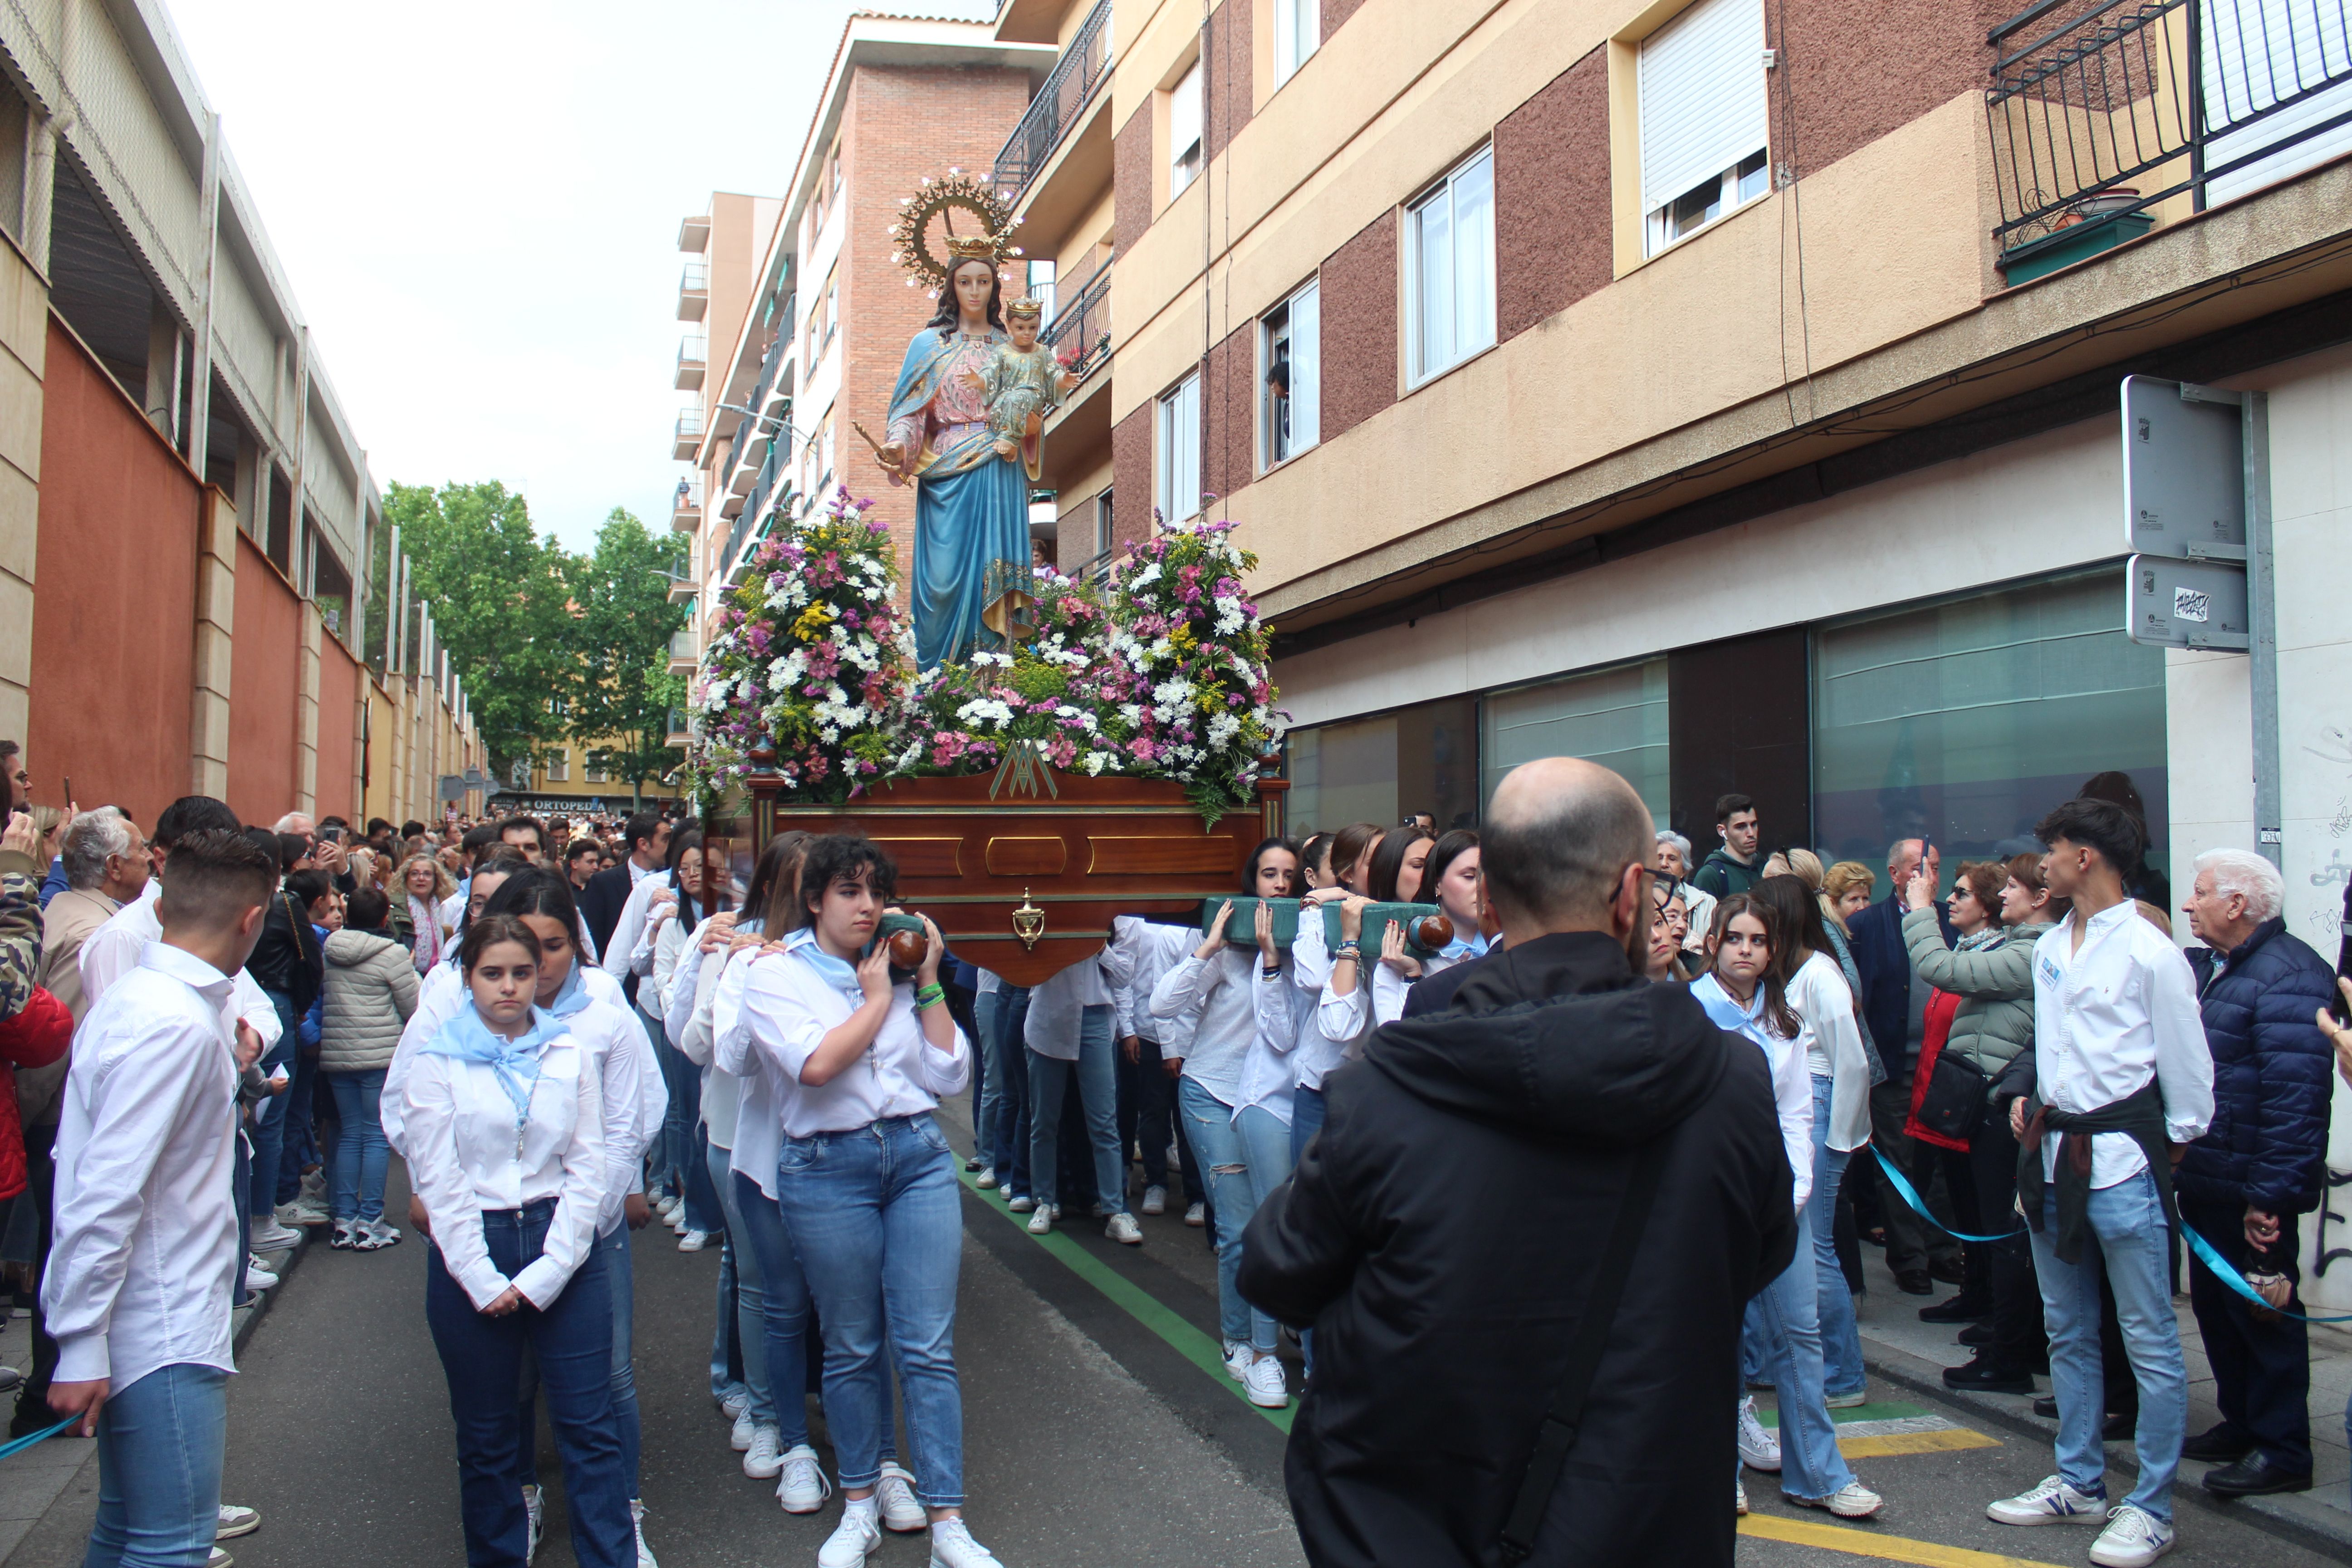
[1638, 0, 1769, 215]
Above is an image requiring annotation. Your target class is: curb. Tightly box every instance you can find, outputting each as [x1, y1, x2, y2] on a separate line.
[232, 1225, 315, 1357]
[1860, 1335, 2352, 1563]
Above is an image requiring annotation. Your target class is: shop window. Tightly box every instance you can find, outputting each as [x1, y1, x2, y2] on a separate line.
[1812, 570, 2170, 894]
[1285, 696, 1479, 841]
[1482, 658, 1670, 823]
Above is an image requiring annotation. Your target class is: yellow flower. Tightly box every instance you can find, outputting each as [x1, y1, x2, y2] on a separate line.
[791, 603, 836, 641]
[1168, 622, 1196, 650]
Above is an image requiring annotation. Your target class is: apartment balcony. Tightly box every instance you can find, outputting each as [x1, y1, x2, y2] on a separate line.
[676, 260, 708, 322]
[671, 475, 702, 532]
[667, 628, 698, 676]
[1042, 264, 1111, 383]
[678, 214, 710, 253]
[665, 708, 691, 750]
[667, 570, 697, 605]
[1987, 0, 2352, 280]
[992, 0, 1112, 204]
[674, 333, 707, 391]
[671, 407, 705, 461]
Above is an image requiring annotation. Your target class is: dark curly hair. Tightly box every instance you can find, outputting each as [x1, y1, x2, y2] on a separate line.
[795, 835, 899, 929]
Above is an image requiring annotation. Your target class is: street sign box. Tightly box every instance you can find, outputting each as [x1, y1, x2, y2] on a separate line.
[2122, 375, 2244, 558]
[2127, 554, 2249, 649]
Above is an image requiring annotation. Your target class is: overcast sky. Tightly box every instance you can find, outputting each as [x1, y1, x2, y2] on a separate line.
[164, 0, 992, 553]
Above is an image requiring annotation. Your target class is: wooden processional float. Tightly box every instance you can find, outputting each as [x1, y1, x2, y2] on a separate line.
[718, 748, 1293, 986]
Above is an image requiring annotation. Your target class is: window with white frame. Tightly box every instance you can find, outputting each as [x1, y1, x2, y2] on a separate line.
[1405, 148, 1495, 386]
[1156, 373, 1200, 524]
[1639, 0, 1770, 256]
[1261, 278, 1320, 468]
[1168, 60, 1204, 198]
[546, 750, 569, 783]
[1274, 0, 1320, 84]
[585, 759, 610, 784]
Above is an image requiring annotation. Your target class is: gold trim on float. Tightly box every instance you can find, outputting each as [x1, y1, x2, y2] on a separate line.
[897, 892, 1227, 904]
[758, 805, 1218, 818]
[1010, 888, 1046, 950]
[948, 931, 1114, 942]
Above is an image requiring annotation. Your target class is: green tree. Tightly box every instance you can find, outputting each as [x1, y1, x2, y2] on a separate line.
[382, 480, 573, 779]
[564, 507, 688, 807]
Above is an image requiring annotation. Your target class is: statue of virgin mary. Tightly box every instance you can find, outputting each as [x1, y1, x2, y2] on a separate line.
[873, 231, 1034, 671]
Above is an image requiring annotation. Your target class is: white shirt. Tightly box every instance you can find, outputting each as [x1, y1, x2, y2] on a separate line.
[1024, 955, 1112, 1061]
[45, 942, 241, 1387]
[1692, 973, 1815, 1209]
[734, 948, 970, 1138]
[712, 949, 779, 1190]
[603, 870, 675, 987]
[673, 916, 753, 1150]
[78, 880, 284, 1051]
[436, 888, 467, 939]
[1108, 919, 1196, 1048]
[1152, 947, 1260, 1106]
[1789, 951, 1873, 1152]
[1288, 916, 1353, 1092]
[400, 1019, 605, 1309]
[1234, 957, 1308, 1125]
[2032, 902, 2215, 1189]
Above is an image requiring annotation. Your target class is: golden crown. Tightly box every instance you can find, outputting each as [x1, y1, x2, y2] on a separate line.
[888, 171, 1021, 290]
[1004, 295, 1044, 320]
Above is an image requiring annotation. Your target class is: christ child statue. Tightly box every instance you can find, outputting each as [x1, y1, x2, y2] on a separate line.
[985, 297, 1075, 480]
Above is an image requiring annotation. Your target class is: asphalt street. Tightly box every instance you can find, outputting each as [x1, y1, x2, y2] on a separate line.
[5, 1089, 2346, 1568]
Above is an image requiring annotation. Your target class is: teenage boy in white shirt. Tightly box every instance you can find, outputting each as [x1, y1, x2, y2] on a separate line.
[45, 828, 279, 1568]
[1985, 797, 2213, 1568]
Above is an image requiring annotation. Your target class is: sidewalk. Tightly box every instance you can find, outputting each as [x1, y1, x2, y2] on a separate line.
[1849, 1227, 2352, 1556]
[0, 1225, 313, 1566]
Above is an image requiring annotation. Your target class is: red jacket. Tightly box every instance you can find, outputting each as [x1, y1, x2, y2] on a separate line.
[0, 986, 72, 1200]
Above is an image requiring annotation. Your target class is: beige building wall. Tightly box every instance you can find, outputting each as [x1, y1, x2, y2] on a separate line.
[0, 229, 39, 750]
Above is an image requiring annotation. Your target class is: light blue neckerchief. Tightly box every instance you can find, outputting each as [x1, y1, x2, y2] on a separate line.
[1440, 931, 1491, 963]
[419, 1002, 564, 1122]
[545, 961, 593, 1020]
[784, 926, 864, 995]
[1691, 973, 1775, 1051]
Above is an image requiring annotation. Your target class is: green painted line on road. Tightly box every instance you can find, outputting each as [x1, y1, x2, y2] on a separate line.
[1756, 1401, 1928, 1429]
[955, 1163, 1295, 1434]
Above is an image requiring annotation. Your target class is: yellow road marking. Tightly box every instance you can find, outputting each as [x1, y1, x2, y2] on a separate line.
[1840, 1427, 2003, 1459]
[1738, 1514, 2068, 1566]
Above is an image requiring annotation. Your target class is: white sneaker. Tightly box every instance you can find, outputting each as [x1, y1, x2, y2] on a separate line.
[774, 1444, 831, 1513]
[1105, 1212, 1143, 1245]
[1050, 1202, 1063, 1219]
[655, 1195, 682, 1220]
[1007, 1195, 1036, 1213]
[1244, 1349, 1289, 1408]
[250, 1218, 300, 1250]
[730, 1408, 756, 1450]
[208, 1549, 231, 1568]
[1735, 1477, 1749, 1516]
[1736, 1396, 1781, 1473]
[242, 1258, 279, 1290]
[742, 1423, 784, 1479]
[215, 1503, 260, 1539]
[2089, 1504, 2175, 1567]
[1988, 1474, 2109, 1525]
[877, 1461, 927, 1532]
[818, 1504, 882, 1568]
[1141, 1185, 1167, 1215]
[927, 1517, 1002, 1568]
[523, 1484, 543, 1563]
[1184, 1202, 1207, 1227]
[975, 1168, 998, 1190]
[1825, 1388, 1867, 1409]
[629, 1498, 657, 1568]
[276, 1199, 329, 1227]
[358, 1219, 401, 1251]
[329, 1219, 359, 1250]
[670, 1213, 691, 1236]
[1224, 1341, 1254, 1382]
[1026, 1205, 1053, 1235]
[1166, 1140, 1181, 1169]
[721, 1388, 752, 1421]
[1790, 1480, 1882, 1519]
[679, 1229, 714, 1252]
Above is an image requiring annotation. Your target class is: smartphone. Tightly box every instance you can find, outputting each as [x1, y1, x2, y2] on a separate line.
[61, 776, 71, 806]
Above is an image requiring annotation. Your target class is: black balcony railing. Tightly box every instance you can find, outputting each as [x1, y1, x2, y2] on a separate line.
[723, 441, 793, 581]
[1042, 265, 1112, 381]
[1988, 0, 2352, 254]
[992, 0, 1113, 200]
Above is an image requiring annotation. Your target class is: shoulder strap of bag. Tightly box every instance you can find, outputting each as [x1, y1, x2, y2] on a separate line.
[1496, 1134, 1671, 1566]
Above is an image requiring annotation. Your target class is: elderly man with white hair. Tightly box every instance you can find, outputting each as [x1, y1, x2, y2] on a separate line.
[2176, 846, 2336, 1500]
[32, 809, 147, 1027]
[1654, 830, 1716, 955]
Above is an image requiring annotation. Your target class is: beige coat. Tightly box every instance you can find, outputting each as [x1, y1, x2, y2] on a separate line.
[24, 887, 120, 1131]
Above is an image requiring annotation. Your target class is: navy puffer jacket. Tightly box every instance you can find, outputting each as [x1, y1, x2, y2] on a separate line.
[2179, 918, 2336, 1214]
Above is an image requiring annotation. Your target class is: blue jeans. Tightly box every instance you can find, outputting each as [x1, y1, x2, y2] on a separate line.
[276, 1045, 317, 1205]
[651, 1017, 722, 1235]
[84, 1362, 226, 1568]
[426, 1201, 632, 1568]
[1178, 1078, 1282, 1352]
[730, 1171, 815, 1449]
[707, 1141, 767, 1423]
[988, 989, 1031, 1197]
[776, 1115, 963, 1504]
[247, 992, 299, 1223]
[1290, 1083, 1327, 1163]
[974, 990, 1004, 1172]
[1808, 1074, 1864, 1398]
[1026, 1005, 1123, 1215]
[325, 1068, 388, 1224]
[1742, 1203, 1856, 1502]
[600, 1223, 641, 1498]
[2030, 1170, 2186, 1521]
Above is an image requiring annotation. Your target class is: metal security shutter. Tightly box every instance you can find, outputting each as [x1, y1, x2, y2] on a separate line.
[1638, 0, 1769, 216]
[2202, 0, 2352, 205]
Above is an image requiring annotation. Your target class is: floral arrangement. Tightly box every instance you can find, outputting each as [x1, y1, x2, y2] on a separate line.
[690, 494, 1280, 819]
[689, 489, 914, 800]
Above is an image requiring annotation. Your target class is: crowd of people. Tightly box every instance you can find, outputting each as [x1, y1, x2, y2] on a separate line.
[4, 724, 2351, 1568]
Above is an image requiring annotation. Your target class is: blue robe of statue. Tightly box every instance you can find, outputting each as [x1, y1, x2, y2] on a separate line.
[885, 325, 1033, 670]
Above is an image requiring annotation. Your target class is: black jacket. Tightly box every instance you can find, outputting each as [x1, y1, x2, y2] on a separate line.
[577, 864, 634, 965]
[245, 886, 324, 1014]
[1240, 933, 1796, 1568]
